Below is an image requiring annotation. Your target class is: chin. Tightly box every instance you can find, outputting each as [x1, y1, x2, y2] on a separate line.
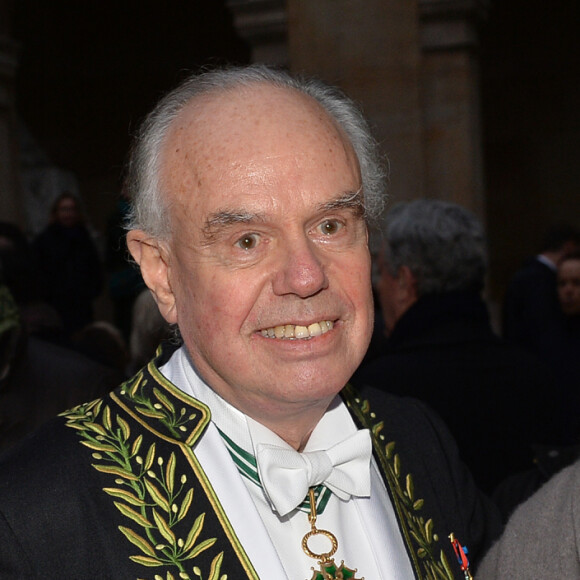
[287, 365, 356, 397]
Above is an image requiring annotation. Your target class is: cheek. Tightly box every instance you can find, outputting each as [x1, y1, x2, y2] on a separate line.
[336, 251, 373, 319]
[175, 264, 263, 338]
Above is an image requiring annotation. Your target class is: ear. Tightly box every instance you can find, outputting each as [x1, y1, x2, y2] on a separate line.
[397, 265, 418, 301]
[126, 230, 178, 324]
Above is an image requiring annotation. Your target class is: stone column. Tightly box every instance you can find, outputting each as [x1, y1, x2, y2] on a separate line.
[419, 0, 489, 218]
[227, 0, 289, 66]
[228, 0, 488, 221]
[288, 0, 427, 209]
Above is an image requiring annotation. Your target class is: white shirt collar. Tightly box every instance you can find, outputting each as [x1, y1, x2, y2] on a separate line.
[159, 344, 356, 457]
[537, 253, 557, 271]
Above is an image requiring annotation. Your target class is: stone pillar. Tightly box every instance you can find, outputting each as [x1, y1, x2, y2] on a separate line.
[229, 0, 488, 221]
[288, 0, 427, 209]
[227, 0, 289, 66]
[0, 7, 23, 228]
[419, 0, 489, 218]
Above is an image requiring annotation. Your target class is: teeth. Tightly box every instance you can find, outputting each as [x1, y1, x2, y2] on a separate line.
[260, 320, 334, 340]
[295, 325, 309, 339]
[308, 322, 322, 337]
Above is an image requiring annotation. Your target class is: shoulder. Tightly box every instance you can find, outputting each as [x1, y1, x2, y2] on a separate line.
[478, 460, 580, 578]
[506, 459, 580, 528]
[344, 383, 503, 568]
[15, 337, 124, 411]
[0, 411, 103, 539]
[510, 258, 556, 287]
[348, 382, 458, 442]
[352, 382, 437, 424]
[344, 383, 479, 504]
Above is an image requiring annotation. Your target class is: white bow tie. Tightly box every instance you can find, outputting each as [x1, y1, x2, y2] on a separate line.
[255, 429, 372, 516]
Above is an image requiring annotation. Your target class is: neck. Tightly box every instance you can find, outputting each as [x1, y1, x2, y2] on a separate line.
[238, 398, 332, 451]
[165, 346, 334, 451]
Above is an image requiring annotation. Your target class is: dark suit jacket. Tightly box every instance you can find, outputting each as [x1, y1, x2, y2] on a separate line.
[0, 346, 501, 579]
[0, 333, 124, 453]
[502, 256, 566, 363]
[353, 291, 567, 495]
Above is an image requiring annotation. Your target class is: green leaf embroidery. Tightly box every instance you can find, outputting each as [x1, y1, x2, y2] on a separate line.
[177, 489, 194, 522]
[183, 513, 206, 553]
[406, 474, 415, 501]
[117, 415, 131, 440]
[207, 552, 224, 580]
[81, 440, 117, 453]
[130, 555, 165, 567]
[60, 378, 243, 578]
[104, 487, 146, 506]
[114, 501, 153, 528]
[119, 526, 157, 556]
[166, 453, 176, 494]
[145, 443, 157, 470]
[153, 509, 177, 546]
[154, 388, 176, 412]
[145, 479, 171, 513]
[186, 537, 217, 560]
[93, 464, 140, 481]
[344, 387, 454, 580]
[137, 407, 168, 420]
[131, 434, 144, 456]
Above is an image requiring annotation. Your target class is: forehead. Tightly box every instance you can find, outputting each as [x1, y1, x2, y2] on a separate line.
[166, 83, 348, 156]
[56, 198, 78, 211]
[560, 259, 580, 277]
[160, 84, 360, 225]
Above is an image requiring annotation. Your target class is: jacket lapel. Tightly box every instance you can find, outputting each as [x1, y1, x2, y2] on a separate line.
[342, 383, 457, 580]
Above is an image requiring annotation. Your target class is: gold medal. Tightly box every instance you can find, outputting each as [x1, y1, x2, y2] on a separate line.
[302, 488, 363, 580]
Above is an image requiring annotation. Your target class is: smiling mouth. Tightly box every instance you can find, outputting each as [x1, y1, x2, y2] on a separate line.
[259, 320, 334, 340]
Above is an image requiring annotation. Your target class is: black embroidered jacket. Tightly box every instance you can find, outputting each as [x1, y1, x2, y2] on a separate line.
[0, 347, 501, 578]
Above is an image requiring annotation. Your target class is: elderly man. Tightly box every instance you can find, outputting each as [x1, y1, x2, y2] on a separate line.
[0, 66, 499, 579]
[353, 199, 567, 498]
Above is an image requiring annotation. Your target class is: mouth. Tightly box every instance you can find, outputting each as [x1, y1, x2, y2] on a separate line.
[259, 320, 334, 340]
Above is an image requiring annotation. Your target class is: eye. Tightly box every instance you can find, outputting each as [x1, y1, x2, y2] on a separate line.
[235, 233, 259, 250]
[319, 219, 342, 236]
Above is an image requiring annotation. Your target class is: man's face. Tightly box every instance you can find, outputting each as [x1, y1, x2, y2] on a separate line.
[558, 258, 580, 316]
[158, 86, 374, 420]
[55, 197, 80, 228]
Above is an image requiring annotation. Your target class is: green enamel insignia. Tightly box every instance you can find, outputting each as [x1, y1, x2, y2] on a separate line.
[344, 386, 455, 580]
[62, 395, 226, 580]
[309, 560, 361, 580]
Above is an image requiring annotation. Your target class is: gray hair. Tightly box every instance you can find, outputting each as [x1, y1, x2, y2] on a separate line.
[123, 64, 387, 238]
[382, 199, 487, 295]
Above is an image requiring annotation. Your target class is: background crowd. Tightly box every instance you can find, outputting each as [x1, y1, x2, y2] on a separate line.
[0, 192, 172, 451]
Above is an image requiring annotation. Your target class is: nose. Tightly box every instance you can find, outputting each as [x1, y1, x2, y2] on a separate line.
[272, 237, 329, 298]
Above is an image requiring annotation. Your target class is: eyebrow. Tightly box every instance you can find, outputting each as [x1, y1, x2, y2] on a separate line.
[201, 210, 266, 244]
[320, 187, 365, 216]
[201, 187, 364, 243]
